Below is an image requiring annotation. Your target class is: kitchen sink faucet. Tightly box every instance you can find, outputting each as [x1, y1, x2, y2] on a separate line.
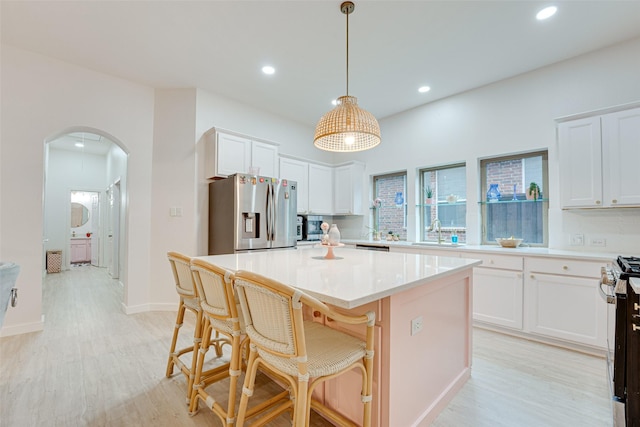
[428, 218, 444, 244]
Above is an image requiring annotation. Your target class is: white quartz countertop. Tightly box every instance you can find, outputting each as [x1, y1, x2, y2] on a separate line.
[339, 239, 618, 262]
[196, 246, 481, 309]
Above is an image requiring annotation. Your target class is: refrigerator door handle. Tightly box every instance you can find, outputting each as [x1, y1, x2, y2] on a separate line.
[270, 184, 277, 241]
[266, 183, 275, 241]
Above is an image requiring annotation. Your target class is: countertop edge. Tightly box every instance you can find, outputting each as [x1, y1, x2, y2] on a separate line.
[337, 239, 616, 263]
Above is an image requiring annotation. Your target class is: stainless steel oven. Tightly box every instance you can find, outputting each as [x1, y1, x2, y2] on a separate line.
[600, 256, 640, 427]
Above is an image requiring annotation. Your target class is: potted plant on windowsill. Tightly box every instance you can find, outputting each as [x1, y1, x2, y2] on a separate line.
[527, 182, 541, 201]
[424, 186, 434, 204]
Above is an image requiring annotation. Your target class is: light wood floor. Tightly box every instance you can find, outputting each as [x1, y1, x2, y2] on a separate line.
[0, 266, 612, 426]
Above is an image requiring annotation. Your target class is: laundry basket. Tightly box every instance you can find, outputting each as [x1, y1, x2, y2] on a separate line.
[46, 250, 62, 273]
[1, 262, 20, 328]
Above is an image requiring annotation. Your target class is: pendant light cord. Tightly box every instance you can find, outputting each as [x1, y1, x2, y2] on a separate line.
[346, 6, 349, 96]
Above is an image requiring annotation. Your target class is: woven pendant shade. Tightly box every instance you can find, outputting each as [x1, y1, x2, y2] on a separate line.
[313, 2, 381, 152]
[314, 95, 381, 152]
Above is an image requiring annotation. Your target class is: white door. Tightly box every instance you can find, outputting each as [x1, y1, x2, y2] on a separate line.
[107, 182, 121, 279]
[90, 193, 99, 266]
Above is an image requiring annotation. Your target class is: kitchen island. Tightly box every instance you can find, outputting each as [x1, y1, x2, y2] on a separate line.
[197, 246, 481, 426]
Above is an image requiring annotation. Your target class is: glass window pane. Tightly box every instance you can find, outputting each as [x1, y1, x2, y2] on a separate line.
[373, 173, 407, 240]
[419, 164, 466, 243]
[481, 151, 548, 246]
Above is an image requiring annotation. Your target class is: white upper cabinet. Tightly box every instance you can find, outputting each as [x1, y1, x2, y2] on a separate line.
[279, 157, 309, 214]
[559, 106, 640, 208]
[601, 108, 640, 206]
[308, 163, 333, 215]
[333, 162, 364, 215]
[206, 130, 279, 179]
[251, 140, 279, 178]
[558, 117, 602, 208]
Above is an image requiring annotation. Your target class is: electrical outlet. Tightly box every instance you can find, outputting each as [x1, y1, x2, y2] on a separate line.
[570, 234, 584, 246]
[590, 237, 606, 247]
[411, 316, 423, 336]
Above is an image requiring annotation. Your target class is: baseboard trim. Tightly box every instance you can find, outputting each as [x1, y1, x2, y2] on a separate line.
[121, 302, 177, 314]
[0, 315, 45, 338]
[474, 322, 606, 357]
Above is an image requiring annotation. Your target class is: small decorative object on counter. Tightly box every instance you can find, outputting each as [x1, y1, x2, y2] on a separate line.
[327, 224, 341, 246]
[393, 234, 400, 241]
[451, 231, 459, 244]
[386, 231, 394, 241]
[373, 231, 381, 241]
[487, 184, 501, 202]
[321, 222, 330, 244]
[512, 184, 518, 200]
[446, 194, 458, 204]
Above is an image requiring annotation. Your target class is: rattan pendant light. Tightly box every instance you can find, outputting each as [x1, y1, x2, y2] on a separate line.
[314, 1, 381, 152]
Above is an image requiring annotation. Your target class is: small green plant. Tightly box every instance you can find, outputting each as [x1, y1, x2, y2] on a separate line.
[424, 186, 433, 198]
[528, 182, 541, 200]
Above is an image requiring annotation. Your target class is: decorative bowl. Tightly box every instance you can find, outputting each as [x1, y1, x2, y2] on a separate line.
[496, 237, 523, 248]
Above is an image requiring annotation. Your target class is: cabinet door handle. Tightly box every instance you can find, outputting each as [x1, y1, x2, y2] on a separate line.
[595, 200, 601, 205]
[326, 317, 334, 323]
[633, 324, 640, 332]
[530, 274, 535, 279]
[635, 303, 640, 312]
[562, 265, 569, 270]
[612, 199, 618, 204]
[313, 310, 321, 318]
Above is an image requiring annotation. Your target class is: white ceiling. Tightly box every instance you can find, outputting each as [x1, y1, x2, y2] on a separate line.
[4, 0, 640, 135]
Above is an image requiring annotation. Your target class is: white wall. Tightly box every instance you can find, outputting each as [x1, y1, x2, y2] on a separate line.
[0, 46, 155, 336]
[338, 36, 640, 254]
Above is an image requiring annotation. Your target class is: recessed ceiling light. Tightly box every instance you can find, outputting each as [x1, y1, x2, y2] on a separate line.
[536, 6, 557, 20]
[261, 65, 275, 75]
[75, 143, 85, 148]
[418, 86, 431, 93]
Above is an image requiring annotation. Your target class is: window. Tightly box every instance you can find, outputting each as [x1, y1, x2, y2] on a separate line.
[419, 164, 466, 243]
[372, 172, 407, 240]
[480, 151, 548, 246]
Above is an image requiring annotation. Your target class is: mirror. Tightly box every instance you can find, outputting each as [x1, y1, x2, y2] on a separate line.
[71, 202, 89, 228]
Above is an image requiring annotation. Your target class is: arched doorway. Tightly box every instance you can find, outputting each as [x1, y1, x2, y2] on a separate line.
[43, 127, 128, 285]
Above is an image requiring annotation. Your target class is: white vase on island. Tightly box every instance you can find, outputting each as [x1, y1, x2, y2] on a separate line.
[328, 224, 341, 246]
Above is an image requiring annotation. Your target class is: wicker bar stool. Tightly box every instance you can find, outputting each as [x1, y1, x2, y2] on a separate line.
[234, 270, 376, 427]
[188, 259, 248, 426]
[165, 252, 218, 404]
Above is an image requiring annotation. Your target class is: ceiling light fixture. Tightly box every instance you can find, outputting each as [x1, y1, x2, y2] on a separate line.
[418, 86, 431, 93]
[262, 65, 275, 75]
[536, 6, 557, 20]
[314, 1, 381, 152]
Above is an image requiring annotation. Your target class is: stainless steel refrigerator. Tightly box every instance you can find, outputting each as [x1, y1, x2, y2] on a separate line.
[208, 174, 298, 255]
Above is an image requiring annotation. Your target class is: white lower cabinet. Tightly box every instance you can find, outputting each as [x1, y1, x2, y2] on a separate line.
[473, 268, 523, 330]
[71, 238, 91, 263]
[466, 253, 524, 330]
[525, 258, 607, 349]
